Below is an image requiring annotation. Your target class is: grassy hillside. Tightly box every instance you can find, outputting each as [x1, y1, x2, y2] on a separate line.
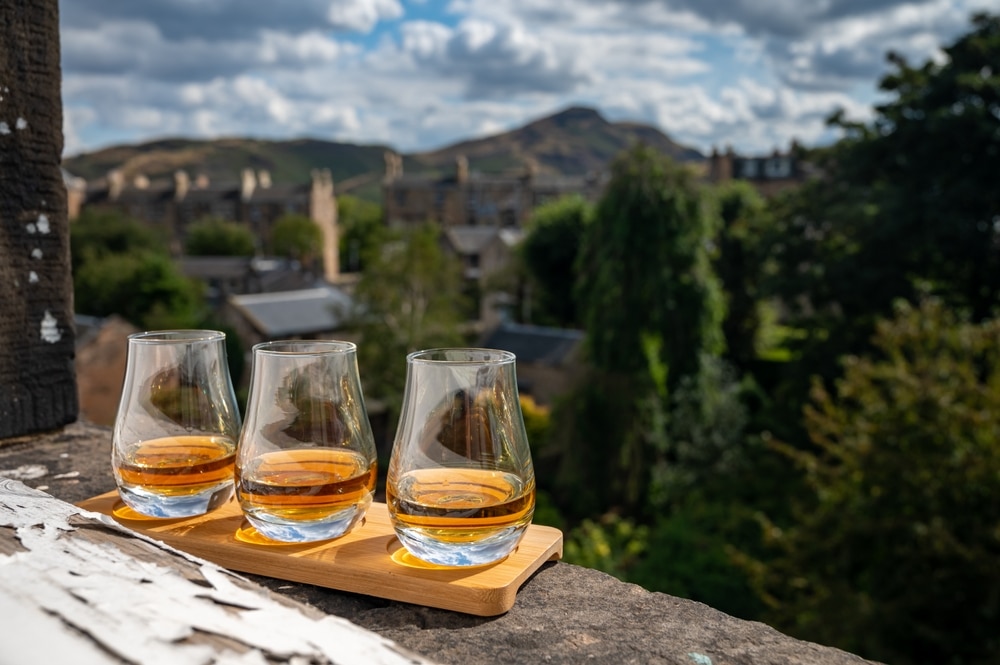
[63, 106, 705, 201]
[409, 106, 704, 177]
[63, 137, 391, 190]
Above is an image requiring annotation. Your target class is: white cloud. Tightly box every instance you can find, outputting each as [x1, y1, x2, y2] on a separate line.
[58, 0, 994, 159]
[327, 0, 404, 33]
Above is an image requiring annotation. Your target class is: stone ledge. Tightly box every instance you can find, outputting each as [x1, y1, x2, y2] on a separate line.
[0, 420, 876, 665]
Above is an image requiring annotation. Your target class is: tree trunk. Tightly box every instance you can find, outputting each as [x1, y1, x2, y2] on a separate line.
[0, 0, 78, 437]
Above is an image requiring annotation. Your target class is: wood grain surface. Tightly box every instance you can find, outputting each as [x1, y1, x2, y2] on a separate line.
[77, 491, 564, 616]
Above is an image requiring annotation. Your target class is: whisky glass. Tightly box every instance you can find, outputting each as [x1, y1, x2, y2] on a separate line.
[112, 330, 241, 518]
[387, 348, 536, 566]
[235, 340, 377, 543]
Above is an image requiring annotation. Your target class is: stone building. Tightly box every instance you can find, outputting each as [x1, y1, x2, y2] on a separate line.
[381, 152, 606, 229]
[381, 152, 606, 328]
[478, 322, 585, 406]
[74, 168, 340, 282]
[706, 142, 812, 196]
[441, 225, 523, 329]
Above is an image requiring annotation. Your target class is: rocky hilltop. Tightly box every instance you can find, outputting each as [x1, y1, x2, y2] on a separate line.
[62, 106, 704, 200]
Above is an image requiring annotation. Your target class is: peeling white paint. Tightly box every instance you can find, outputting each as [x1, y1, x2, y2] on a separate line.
[52, 471, 80, 480]
[40, 310, 61, 343]
[0, 122, 9, 135]
[31, 248, 42, 259]
[0, 479, 432, 665]
[15, 117, 26, 130]
[0, 464, 48, 480]
[29, 271, 38, 284]
[36, 214, 50, 233]
[26, 223, 36, 233]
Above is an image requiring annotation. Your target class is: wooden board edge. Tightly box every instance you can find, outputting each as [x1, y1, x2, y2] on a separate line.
[75, 490, 564, 617]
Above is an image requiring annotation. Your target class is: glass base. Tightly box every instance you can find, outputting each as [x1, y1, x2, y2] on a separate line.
[242, 503, 368, 543]
[117, 482, 234, 518]
[393, 524, 527, 567]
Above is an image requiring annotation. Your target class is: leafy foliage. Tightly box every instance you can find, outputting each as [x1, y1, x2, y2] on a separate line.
[70, 207, 166, 272]
[577, 143, 724, 384]
[758, 299, 1000, 665]
[184, 217, 256, 256]
[827, 13, 1000, 322]
[629, 504, 764, 620]
[767, 12, 1000, 408]
[71, 209, 205, 328]
[563, 513, 649, 580]
[350, 223, 467, 415]
[548, 144, 727, 515]
[712, 180, 774, 371]
[520, 194, 591, 328]
[74, 250, 203, 328]
[270, 213, 321, 263]
[338, 195, 386, 273]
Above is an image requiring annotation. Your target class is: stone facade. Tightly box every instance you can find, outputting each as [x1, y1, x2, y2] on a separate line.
[707, 142, 812, 196]
[382, 152, 606, 229]
[73, 168, 340, 282]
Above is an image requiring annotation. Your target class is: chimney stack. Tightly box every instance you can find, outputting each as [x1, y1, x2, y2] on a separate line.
[107, 169, 124, 201]
[455, 155, 469, 184]
[174, 170, 190, 201]
[240, 168, 256, 202]
[383, 151, 403, 181]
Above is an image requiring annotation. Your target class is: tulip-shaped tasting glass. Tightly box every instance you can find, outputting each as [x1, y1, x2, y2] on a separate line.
[386, 348, 536, 567]
[235, 340, 377, 543]
[112, 330, 242, 518]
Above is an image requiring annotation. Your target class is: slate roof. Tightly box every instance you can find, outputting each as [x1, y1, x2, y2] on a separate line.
[444, 226, 503, 255]
[227, 285, 353, 337]
[179, 256, 255, 280]
[478, 322, 584, 366]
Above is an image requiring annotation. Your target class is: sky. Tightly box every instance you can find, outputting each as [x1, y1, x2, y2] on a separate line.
[59, 0, 996, 159]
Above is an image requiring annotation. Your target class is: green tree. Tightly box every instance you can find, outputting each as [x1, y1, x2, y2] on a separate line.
[761, 13, 1000, 447]
[338, 194, 385, 273]
[577, 143, 724, 384]
[758, 299, 1000, 665]
[184, 217, 256, 257]
[350, 223, 466, 415]
[70, 207, 165, 272]
[547, 144, 725, 514]
[768, 12, 1000, 371]
[712, 180, 774, 371]
[71, 209, 205, 328]
[74, 250, 203, 328]
[270, 213, 321, 263]
[520, 195, 591, 328]
[826, 12, 1000, 322]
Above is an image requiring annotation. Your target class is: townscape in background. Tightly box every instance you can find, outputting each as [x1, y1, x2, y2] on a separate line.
[63, 13, 1000, 665]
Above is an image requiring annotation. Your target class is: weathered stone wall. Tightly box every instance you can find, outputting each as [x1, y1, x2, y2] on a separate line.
[0, 420, 879, 665]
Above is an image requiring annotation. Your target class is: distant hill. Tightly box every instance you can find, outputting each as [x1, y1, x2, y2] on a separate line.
[62, 106, 704, 200]
[62, 137, 391, 191]
[407, 106, 704, 177]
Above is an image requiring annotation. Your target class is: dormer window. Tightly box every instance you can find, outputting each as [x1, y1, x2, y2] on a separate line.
[765, 157, 792, 178]
[740, 160, 760, 178]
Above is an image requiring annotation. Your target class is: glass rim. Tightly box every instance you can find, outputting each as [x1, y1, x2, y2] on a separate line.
[252, 339, 357, 356]
[127, 329, 225, 344]
[407, 347, 515, 365]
